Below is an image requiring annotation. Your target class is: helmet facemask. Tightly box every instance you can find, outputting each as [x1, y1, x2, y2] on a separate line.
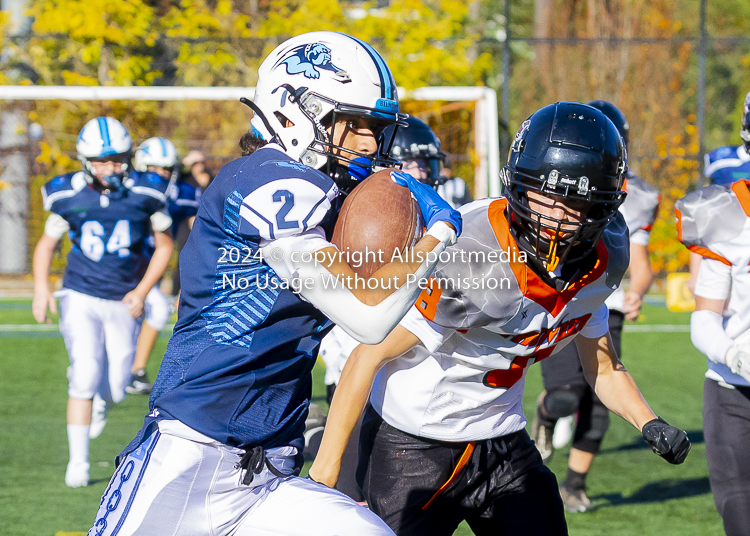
[503, 166, 626, 270]
[81, 152, 132, 192]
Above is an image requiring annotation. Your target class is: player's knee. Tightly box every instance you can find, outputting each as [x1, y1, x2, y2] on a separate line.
[542, 388, 582, 419]
[583, 404, 610, 442]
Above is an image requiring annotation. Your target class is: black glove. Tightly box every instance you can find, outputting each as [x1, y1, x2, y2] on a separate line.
[641, 417, 691, 464]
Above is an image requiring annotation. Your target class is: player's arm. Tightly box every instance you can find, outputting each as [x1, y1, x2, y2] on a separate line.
[576, 331, 691, 464]
[32, 232, 60, 324]
[122, 212, 174, 318]
[264, 172, 461, 344]
[32, 212, 69, 323]
[686, 252, 702, 295]
[622, 241, 652, 321]
[308, 325, 421, 487]
[690, 258, 750, 381]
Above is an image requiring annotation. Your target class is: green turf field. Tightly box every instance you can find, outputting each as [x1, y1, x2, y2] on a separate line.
[0, 299, 724, 535]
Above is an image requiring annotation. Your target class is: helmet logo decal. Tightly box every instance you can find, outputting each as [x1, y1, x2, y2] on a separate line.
[276, 43, 351, 83]
[512, 120, 531, 152]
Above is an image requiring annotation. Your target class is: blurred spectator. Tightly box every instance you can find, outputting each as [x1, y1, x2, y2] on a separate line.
[182, 150, 213, 190]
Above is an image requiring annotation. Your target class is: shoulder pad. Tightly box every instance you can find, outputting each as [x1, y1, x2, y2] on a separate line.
[622, 174, 660, 231]
[125, 171, 169, 203]
[676, 184, 746, 249]
[130, 170, 170, 194]
[42, 172, 87, 211]
[708, 145, 738, 161]
[601, 211, 629, 290]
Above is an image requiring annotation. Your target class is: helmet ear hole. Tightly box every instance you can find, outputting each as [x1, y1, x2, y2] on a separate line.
[274, 112, 294, 128]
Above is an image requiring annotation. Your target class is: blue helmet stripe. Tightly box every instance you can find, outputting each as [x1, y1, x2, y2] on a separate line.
[345, 34, 393, 100]
[159, 137, 167, 157]
[97, 117, 115, 156]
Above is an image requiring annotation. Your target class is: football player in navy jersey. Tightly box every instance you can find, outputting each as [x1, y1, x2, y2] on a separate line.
[32, 117, 174, 488]
[89, 32, 461, 536]
[125, 136, 190, 396]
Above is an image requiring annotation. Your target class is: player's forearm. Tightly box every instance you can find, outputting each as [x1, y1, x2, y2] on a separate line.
[309, 345, 380, 486]
[628, 244, 653, 298]
[578, 334, 655, 430]
[134, 235, 173, 297]
[33, 235, 58, 291]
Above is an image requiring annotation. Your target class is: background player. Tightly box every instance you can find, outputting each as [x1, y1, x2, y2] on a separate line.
[309, 102, 690, 536]
[688, 90, 750, 294]
[126, 136, 200, 395]
[32, 117, 173, 488]
[88, 31, 461, 536]
[531, 100, 660, 512]
[677, 178, 750, 536]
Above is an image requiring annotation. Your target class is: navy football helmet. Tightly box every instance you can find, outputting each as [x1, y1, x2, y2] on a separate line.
[587, 100, 629, 148]
[502, 102, 627, 269]
[388, 116, 446, 188]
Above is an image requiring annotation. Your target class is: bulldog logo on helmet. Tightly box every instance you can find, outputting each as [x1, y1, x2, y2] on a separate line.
[275, 43, 351, 83]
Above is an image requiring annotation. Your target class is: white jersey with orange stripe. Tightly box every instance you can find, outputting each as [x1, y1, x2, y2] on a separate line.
[370, 198, 629, 442]
[676, 180, 750, 383]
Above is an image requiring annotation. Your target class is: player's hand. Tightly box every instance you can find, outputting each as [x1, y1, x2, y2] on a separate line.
[32, 288, 57, 324]
[641, 417, 691, 464]
[622, 291, 643, 321]
[122, 291, 145, 318]
[307, 460, 339, 488]
[390, 171, 462, 237]
[726, 344, 750, 383]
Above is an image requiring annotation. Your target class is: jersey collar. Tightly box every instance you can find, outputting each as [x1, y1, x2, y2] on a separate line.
[488, 198, 609, 317]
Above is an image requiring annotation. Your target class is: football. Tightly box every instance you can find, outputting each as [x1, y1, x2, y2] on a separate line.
[331, 169, 424, 278]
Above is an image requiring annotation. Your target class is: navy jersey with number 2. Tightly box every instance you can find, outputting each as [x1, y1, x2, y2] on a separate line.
[149, 145, 340, 453]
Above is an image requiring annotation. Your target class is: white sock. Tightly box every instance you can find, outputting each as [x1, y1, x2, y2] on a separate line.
[67, 424, 90, 465]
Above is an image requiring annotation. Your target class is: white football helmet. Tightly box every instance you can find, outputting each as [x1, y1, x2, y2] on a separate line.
[249, 31, 407, 191]
[134, 137, 180, 182]
[76, 117, 133, 189]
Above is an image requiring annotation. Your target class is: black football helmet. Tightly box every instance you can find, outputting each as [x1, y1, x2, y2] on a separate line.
[502, 102, 627, 270]
[587, 100, 629, 148]
[741, 91, 750, 151]
[388, 116, 446, 187]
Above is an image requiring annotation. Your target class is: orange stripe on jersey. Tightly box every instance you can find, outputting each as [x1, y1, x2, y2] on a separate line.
[687, 246, 732, 266]
[731, 180, 750, 217]
[487, 199, 609, 317]
[422, 442, 476, 511]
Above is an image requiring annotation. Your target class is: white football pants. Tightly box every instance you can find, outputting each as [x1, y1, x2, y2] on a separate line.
[144, 286, 171, 331]
[58, 289, 141, 402]
[88, 419, 394, 536]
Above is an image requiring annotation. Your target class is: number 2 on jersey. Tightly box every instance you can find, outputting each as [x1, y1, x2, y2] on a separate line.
[273, 190, 299, 231]
[80, 220, 131, 261]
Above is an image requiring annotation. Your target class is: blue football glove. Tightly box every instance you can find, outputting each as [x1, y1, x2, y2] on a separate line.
[390, 170, 462, 237]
